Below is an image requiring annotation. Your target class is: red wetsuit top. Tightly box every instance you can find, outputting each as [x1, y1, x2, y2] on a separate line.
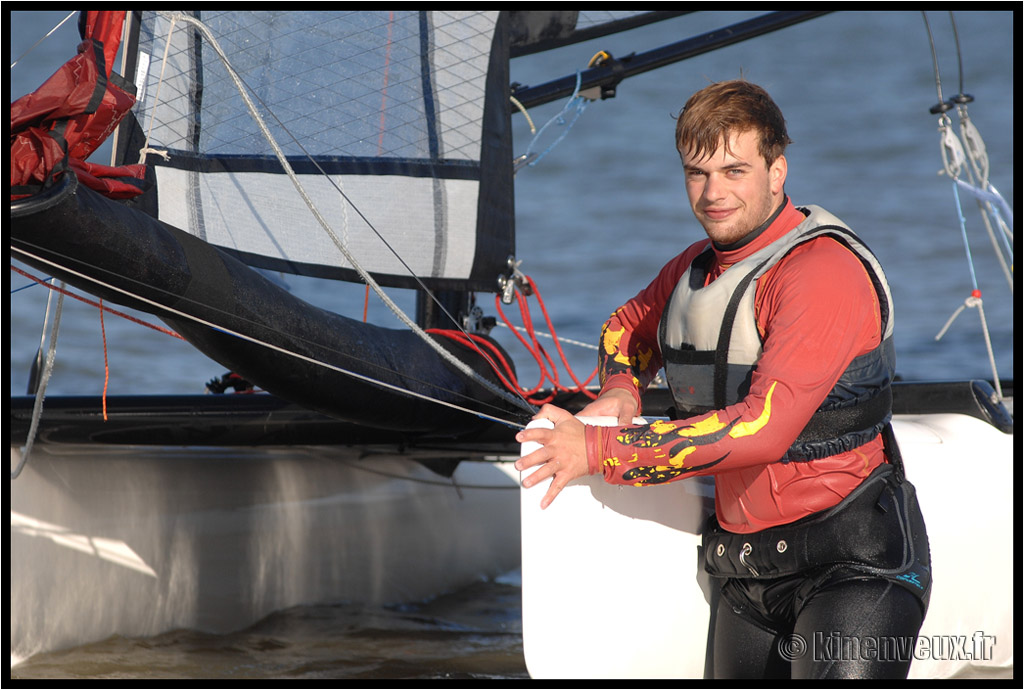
[585, 199, 888, 533]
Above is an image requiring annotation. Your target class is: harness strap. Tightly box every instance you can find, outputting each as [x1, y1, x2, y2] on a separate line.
[703, 464, 923, 581]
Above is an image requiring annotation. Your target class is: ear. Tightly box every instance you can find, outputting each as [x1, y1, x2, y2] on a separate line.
[769, 154, 787, 195]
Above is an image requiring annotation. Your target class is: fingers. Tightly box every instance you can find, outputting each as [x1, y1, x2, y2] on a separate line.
[515, 426, 543, 446]
[516, 403, 587, 510]
[577, 397, 619, 419]
[577, 389, 639, 427]
[515, 442, 550, 472]
[520, 454, 568, 509]
[517, 441, 573, 482]
[514, 404, 567, 448]
[541, 477, 565, 510]
[520, 457, 555, 488]
[533, 403, 573, 424]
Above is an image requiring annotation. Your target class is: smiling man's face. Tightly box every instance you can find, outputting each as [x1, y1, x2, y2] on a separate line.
[682, 128, 787, 245]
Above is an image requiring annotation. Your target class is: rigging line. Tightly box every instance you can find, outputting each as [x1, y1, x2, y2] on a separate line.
[920, 12, 945, 105]
[955, 179, 1014, 292]
[12, 286, 66, 480]
[28, 274, 57, 396]
[954, 180, 1013, 233]
[934, 293, 1003, 401]
[510, 95, 537, 134]
[138, 13, 179, 164]
[10, 10, 78, 69]
[159, 12, 536, 417]
[946, 96, 1014, 279]
[947, 11, 965, 98]
[923, 13, 996, 207]
[523, 275, 598, 396]
[12, 246, 529, 431]
[99, 298, 110, 421]
[490, 286, 600, 404]
[497, 321, 599, 351]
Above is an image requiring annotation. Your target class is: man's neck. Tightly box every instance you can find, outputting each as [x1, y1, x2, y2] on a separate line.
[711, 197, 788, 252]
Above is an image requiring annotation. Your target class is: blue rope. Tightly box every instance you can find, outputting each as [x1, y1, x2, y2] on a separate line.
[949, 180, 980, 292]
[955, 179, 1014, 264]
[11, 275, 54, 294]
[523, 71, 589, 168]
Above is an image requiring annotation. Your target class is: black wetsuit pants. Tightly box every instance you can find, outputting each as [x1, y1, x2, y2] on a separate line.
[708, 567, 925, 679]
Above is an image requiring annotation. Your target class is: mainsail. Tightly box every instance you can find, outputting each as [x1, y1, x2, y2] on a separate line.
[116, 11, 514, 291]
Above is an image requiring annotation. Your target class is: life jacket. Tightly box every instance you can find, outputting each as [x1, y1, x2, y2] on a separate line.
[659, 205, 896, 462]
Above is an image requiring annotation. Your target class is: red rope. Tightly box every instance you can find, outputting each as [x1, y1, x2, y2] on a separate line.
[11, 265, 185, 340]
[426, 328, 527, 400]
[430, 274, 598, 406]
[522, 275, 599, 396]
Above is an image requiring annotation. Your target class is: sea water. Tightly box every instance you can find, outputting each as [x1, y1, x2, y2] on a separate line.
[9, 10, 1015, 679]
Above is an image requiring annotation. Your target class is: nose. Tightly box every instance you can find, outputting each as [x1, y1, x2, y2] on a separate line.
[701, 172, 726, 203]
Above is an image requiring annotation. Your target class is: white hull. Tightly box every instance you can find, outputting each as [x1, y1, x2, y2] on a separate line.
[521, 413, 1014, 679]
[10, 444, 520, 666]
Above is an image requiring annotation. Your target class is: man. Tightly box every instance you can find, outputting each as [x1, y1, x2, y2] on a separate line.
[515, 80, 930, 679]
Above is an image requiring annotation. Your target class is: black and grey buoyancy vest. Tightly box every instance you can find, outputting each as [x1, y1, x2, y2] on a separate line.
[659, 206, 896, 462]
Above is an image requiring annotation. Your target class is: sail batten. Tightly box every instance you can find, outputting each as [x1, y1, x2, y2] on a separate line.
[120, 10, 513, 290]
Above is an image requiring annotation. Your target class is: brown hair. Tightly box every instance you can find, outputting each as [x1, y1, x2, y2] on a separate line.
[675, 80, 791, 167]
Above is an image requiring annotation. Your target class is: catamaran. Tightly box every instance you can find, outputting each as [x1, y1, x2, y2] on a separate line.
[10, 11, 1013, 678]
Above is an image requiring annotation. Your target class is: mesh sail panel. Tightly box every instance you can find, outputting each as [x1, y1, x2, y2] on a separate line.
[124, 11, 513, 290]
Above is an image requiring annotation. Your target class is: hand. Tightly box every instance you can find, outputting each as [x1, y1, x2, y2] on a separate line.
[514, 404, 588, 510]
[577, 387, 639, 426]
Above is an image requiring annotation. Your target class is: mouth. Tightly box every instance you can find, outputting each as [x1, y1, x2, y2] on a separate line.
[701, 207, 735, 221]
